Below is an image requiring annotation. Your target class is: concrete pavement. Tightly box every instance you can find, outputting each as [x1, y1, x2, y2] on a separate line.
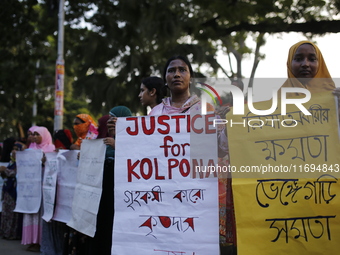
[0, 238, 33, 255]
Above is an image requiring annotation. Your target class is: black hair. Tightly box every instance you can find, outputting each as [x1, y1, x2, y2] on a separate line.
[163, 55, 194, 82]
[0, 137, 15, 162]
[53, 129, 73, 149]
[141, 76, 165, 104]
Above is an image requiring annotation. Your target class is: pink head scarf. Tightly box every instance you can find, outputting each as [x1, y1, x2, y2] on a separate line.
[29, 126, 38, 132]
[29, 126, 55, 153]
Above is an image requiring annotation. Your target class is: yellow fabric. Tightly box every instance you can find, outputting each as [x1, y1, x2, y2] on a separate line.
[281, 40, 335, 95]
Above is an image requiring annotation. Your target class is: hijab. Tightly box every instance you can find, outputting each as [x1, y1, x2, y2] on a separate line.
[9, 142, 24, 163]
[73, 114, 98, 146]
[106, 106, 132, 159]
[281, 40, 335, 94]
[109, 106, 132, 117]
[29, 126, 56, 153]
[97, 115, 110, 138]
[27, 126, 39, 149]
[54, 129, 73, 149]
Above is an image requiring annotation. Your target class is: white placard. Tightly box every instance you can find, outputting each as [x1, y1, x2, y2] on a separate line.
[112, 115, 219, 255]
[14, 150, 43, 213]
[42, 152, 58, 222]
[53, 150, 79, 223]
[67, 139, 106, 237]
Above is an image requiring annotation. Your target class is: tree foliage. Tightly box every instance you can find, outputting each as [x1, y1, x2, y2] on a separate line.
[1, 0, 339, 141]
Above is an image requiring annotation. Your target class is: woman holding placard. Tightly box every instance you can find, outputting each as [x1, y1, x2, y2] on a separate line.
[149, 55, 205, 115]
[148, 55, 234, 255]
[22, 126, 55, 252]
[280, 41, 336, 94]
[91, 106, 132, 255]
[70, 114, 99, 150]
[0, 140, 24, 240]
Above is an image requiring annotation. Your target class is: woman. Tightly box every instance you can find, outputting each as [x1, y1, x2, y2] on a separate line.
[64, 114, 99, 255]
[280, 40, 340, 120]
[97, 115, 110, 139]
[22, 126, 56, 252]
[31, 127, 62, 255]
[149, 55, 233, 254]
[280, 40, 335, 94]
[0, 141, 23, 240]
[90, 106, 132, 255]
[26, 126, 38, 149]
[30, 127, 56, 153]
[138, 76, 165, 110]
[149, 55, 203, 115]
[30, 127, 68, 255]
[0, 137, 16, 163]
[70, 114, 98, 150]
[53, 129, 73, 150]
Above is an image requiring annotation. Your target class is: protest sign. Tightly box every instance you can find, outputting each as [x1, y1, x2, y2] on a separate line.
[112, 115, 219, 255]
[42, 152, 58, 221]
[53, 150, 79, 223]
[67, 139, 106, 237]
[228, 93, 340, 254]
[14, 150, 43, 213]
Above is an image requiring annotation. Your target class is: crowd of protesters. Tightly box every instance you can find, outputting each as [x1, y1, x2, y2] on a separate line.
[1, 41, 340, 255]
[0, 74, 165, 255]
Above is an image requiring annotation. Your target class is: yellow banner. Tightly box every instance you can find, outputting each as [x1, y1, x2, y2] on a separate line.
[227, 93, 340, 254]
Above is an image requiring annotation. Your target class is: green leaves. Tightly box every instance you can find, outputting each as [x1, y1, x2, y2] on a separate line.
[1, 0, 340, 141]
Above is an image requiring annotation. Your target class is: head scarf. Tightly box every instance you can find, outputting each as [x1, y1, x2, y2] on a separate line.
[105, 106, 132, 159]
[54, 129, 73, 149]
[14, 142, 24, 151]
[73, 114, 98, 146]
[29, 126, 56, 153]
[27, 126, 39, 148]
[9, 142, 24, 162]
[281, 40, 335, 94]
[28, 126, 39, 133]
[97, 115, 110, 138]
[109, 106, 132, 117]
